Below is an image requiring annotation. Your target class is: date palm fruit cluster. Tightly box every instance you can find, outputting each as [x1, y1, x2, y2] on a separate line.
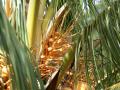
[0, 56, 10, 90]
[39, 31, 71, 83]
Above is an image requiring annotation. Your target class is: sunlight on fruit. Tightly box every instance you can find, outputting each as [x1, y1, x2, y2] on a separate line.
[77, 82, 89, 90]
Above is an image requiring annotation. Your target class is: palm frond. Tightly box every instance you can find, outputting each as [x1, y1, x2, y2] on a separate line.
[70, 0, 120, 89]
[0, 3, 44, 90]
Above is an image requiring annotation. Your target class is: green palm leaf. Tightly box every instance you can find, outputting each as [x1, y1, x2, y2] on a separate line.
[0, 2, 44, 90]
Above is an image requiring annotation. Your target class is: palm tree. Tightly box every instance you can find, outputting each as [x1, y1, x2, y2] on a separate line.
[0, 0, 120, 90]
